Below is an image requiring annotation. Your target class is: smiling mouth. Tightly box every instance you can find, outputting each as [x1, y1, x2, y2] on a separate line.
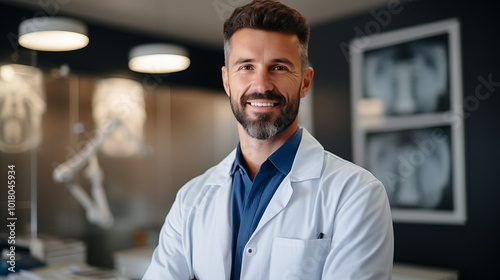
[249, 102, 278, 107]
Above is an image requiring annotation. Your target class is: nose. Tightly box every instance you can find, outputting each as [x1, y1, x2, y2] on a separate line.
[251, 68, 274, 94]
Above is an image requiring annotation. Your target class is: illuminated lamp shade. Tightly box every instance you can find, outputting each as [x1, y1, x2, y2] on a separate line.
[128, 43, 190, 74]
[18, 17, 89, 51]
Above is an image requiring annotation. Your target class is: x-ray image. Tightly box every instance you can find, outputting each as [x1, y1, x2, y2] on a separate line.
[93, 78, 147, 157]
[363, 34, 450, 116]
[0, 64, 46, 153]
[351, 19, 465, 223]
[365, 127, 453, 210]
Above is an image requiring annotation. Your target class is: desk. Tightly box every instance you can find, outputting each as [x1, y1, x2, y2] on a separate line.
[9, 263, 129, 280]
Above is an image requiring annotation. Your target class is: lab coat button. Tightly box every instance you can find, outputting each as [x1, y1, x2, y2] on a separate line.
[246, 246, 255, 255]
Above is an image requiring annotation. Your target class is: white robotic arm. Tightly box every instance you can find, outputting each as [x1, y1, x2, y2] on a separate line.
[66, 155, 114, 228]
[53, 78, 149, 229]
[52, 117, 150, 229]
[53, 118, 119, 229]
[53, 118, 120, 183]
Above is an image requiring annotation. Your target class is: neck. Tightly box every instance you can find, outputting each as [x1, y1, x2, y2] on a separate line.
[238, 122, 298, 179]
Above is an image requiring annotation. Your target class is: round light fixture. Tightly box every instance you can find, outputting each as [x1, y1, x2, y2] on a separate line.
[128, 43, 190, 74]
[19, 17, 89, 52]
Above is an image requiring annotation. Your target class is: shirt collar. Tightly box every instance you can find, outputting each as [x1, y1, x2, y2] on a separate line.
[230, 128, 303, 176]
[268, 127, 302, 175]
[230, 143, 244, 176]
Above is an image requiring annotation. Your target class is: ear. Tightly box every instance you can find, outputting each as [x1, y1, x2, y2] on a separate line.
[222, 66, 230, 97]
[300, 67, 314, 98]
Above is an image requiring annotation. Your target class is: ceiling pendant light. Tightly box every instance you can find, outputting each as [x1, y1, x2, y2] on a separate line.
[128, 43, 190, 74]
[18, 17, 89, 52]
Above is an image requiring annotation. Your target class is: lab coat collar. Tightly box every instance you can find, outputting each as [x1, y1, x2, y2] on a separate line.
[289, 128, 324, 182]
[204, 127, 324, 187]
[207, 128, 324, 186]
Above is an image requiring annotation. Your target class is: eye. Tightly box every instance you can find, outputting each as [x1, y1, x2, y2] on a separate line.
[239, 65, 253, 71]
[271, 65, 288, 71]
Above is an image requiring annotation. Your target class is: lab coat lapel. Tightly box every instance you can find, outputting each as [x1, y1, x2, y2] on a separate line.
[251, 175, 293, 237]
[205, 150, 236, 279]
[213, 179, 233, 279]
[249, 128, 322, 237]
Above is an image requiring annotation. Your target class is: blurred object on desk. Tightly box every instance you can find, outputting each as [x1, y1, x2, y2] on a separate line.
[113, 247, 154, 280]
[19, 235, 86, 266]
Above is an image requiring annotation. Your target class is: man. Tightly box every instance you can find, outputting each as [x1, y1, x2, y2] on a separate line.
[143, 1, 393, 279]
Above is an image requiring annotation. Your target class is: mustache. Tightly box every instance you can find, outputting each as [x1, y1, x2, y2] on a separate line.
[240, 91, 285, 106]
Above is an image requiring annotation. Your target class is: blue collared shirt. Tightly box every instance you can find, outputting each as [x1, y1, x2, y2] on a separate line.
[230, 128, 303, 280]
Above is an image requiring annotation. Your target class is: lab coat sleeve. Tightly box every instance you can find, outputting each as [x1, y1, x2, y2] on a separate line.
[143, 189, 193, 280]
[323, 180, 394, 279]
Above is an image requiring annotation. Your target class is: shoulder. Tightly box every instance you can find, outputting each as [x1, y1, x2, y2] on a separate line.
[298, 129, 385, 200]
[318, 150, 389, 209]
[174, 149, 236, 206]
[296, 129, 381, 188]
[322, 150, 379, 185]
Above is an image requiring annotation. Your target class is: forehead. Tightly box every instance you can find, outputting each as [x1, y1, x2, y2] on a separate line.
[229, 28, 301, 62]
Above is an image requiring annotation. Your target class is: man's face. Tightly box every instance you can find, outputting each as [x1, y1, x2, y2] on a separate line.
[222, 28, 312, 140]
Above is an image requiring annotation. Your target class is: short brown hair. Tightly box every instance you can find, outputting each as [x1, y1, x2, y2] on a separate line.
[223, 0, 310, 71]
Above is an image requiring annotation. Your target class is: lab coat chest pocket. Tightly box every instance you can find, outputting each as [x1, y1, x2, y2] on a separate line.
[269, 237, 330, 280]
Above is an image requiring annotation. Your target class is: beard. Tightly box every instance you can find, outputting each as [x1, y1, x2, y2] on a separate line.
[229, 88, 300, 140]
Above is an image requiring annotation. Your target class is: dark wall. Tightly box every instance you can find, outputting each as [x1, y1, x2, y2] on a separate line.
[0, 3, 225, 91]
[309, 0, 500, 279]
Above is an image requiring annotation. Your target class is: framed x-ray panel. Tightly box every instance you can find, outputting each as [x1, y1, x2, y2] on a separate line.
[350, 18, 466, 224]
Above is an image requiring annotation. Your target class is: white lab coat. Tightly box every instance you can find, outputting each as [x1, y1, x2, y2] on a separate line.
[143, 129, 393, 280]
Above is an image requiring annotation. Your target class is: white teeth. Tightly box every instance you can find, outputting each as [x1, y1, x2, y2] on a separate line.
[250, 102, 275, 107]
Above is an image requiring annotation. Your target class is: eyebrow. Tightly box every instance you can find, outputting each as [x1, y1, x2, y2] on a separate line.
[233, 58, 254, 66]
[232, 58, 296, 67]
